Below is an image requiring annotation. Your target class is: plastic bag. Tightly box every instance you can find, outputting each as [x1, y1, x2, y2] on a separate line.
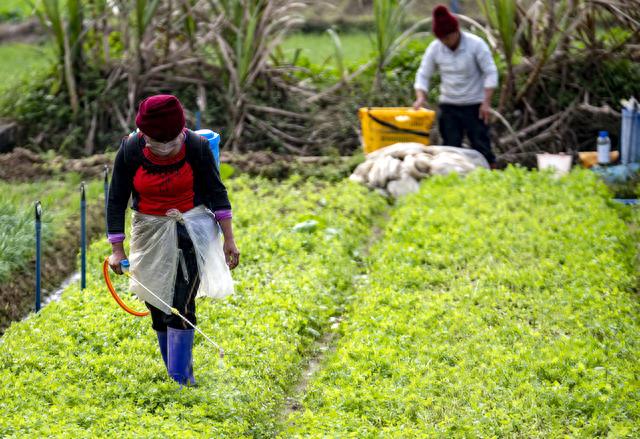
[128, 206, 234, 315]
[426, 145, 490, 169]
[387, 173, 420, 197]
[181, 206, 234, 299]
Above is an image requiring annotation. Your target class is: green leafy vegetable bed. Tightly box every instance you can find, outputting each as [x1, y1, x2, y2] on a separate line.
[2, 170, 638, 437]
[0, 177, 385, 437]
[284, 168, 640, 437]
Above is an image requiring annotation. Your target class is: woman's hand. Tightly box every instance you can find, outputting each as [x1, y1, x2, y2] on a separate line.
[108, 243, 127, 275]
[223, 239, 240, 270]
[217, 218, 240, 269]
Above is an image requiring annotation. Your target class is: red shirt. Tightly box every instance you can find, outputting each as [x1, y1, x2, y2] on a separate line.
[132, 141, 195, 215]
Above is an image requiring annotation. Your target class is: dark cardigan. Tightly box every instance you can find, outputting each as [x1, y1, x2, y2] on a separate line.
[107, 130, 231, 236]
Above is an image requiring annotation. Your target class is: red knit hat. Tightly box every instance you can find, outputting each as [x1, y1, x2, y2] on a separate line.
[432, 4, 459, 38]
[135, 94, 185, 142]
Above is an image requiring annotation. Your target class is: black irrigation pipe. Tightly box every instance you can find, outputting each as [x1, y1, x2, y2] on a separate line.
[195, 111, 202, 131]
[103, 165, 109, 239]
[80, 182, 87, 291]
[34, 201, 42, 313]
[34, 179, 102, 311]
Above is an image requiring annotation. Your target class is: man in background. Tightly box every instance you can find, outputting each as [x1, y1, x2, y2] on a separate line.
[413, 4, 499, 168]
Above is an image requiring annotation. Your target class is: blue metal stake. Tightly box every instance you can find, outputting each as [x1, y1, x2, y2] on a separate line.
[35, 201, 42, 313]
[80, 182, 87, 290]
[103, 165, 109, 239]
[195, 111, 202, 131]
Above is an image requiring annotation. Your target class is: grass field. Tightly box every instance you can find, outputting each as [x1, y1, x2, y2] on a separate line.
[0, 176, 386, 437]
[0, 0, 33, 21]
[284, 169, 640, 436]
[281, 31, 373, 67]
[0, 43, 53, 95]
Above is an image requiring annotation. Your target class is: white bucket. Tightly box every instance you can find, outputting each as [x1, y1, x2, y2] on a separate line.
[536, 153, 572, 176]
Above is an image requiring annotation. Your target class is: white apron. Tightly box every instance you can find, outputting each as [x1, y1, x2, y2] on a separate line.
[128, 205, 234, 314]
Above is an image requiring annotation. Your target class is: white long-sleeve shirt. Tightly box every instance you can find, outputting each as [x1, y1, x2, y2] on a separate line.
[414, 32, 498, 105]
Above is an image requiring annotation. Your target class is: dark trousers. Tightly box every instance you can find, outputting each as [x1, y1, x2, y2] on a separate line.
[146, 223, 199, 331]
[438, 103, 496, 165]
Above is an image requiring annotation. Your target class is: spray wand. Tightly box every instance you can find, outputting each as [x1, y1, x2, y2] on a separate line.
[102, 257, 225, 359]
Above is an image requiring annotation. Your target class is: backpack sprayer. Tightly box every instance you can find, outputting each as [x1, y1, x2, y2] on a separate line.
[194, 129, 221, 168]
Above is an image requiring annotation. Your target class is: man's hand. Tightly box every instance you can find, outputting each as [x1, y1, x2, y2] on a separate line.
[413, 89, 428, 110]
[479, 101, 491, 124]
[223, 239, 240, 270]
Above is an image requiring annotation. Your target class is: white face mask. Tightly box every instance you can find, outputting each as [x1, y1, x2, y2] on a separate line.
[145, 132, 184, 156]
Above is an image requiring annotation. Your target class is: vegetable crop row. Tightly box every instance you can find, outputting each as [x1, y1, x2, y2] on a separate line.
[285, 168, 640, 437]
[0, 176, 385, 437]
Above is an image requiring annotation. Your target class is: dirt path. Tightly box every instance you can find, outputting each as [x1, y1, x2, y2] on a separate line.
[0, 148, 112, 181]
[279, 213, 389, 425]
[0, 19, 44, 44]
[281, 316, 345, 416]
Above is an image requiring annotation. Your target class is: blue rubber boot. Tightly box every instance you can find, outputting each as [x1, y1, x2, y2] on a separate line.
[155, 331, 168, 370]
[167, 327, 196, 386]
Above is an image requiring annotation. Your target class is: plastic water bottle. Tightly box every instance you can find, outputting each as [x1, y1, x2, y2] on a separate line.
[597, 131, 611, 165]
[120, 259, 130, 274]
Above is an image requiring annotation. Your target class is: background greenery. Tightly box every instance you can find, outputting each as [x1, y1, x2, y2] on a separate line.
[0, 42, 54, 100]
[0, 0, 34, 22]
[0, 0, 635, 158]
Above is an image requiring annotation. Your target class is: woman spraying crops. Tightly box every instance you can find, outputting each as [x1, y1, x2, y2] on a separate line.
[107, 94, 240, 386]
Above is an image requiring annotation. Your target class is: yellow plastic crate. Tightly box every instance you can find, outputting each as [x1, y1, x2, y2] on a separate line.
[358, 107, 436, 154]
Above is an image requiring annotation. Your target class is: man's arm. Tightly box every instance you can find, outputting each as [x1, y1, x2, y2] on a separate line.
[480, 88, 495, 124]
[475, 39, 498, 123]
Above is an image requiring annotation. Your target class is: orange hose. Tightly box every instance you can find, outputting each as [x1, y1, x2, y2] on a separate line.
[102, 258, 149, 317]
